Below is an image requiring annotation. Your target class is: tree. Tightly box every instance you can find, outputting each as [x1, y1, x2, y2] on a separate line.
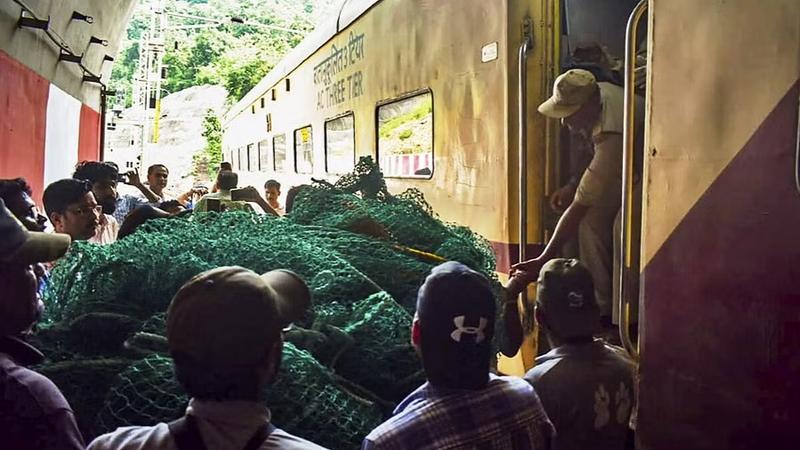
[193, 109, 223, 179]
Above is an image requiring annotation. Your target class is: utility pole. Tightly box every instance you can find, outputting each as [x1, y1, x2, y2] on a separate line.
[128, 0, 305, 168]
[131, 0, 166, 168]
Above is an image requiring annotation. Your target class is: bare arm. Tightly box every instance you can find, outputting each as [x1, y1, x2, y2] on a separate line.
[125, 171, 161, 203]
[539, 201, 589, 261]
[501, 293, 524, 357]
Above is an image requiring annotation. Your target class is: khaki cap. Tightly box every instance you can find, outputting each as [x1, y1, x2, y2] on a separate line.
[166, 266, 310, 367]
[0, 198, 71, 266]
[536, 258, 600, 339]
[537, 69, 598, 118]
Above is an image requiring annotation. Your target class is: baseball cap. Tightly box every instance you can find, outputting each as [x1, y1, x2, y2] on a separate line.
[537, 69, 598, 118]
[536, 258, 600, 339]
[0, 198, 71, 266]
[417, 261, 495, 348]
[166, 266, 310, 367]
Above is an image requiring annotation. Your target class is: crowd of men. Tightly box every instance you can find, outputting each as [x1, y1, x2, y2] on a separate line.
[1, 68, 637, 449]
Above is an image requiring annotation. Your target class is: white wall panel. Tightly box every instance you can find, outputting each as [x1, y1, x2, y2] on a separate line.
[43, 84, 81, 186]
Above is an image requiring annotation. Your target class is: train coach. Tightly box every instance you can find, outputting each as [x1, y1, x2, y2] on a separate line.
[224, 0, 800, 448]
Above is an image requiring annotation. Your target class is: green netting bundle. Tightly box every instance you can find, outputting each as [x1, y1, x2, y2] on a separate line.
[335, 292, 423, 402]
[96, 346, 382, 450]
[34, 157, 498, 449]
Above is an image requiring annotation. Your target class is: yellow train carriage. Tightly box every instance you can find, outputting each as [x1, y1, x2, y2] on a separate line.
[223, 0, 640, 372]
[225, 0, 540, 269]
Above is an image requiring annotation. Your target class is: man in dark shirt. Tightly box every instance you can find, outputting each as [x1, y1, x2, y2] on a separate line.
[0, 198, 84, 450]
[523, 258, 635, 450]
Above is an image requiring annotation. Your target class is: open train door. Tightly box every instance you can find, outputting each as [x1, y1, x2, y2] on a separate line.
[625, 0, 800, 448]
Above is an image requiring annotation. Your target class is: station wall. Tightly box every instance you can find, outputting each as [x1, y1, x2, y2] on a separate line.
[0, 49, 101, 203]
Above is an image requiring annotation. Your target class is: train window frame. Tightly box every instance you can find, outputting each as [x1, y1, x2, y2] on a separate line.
[293, 125, 314, 174]
[375, 88, 434, 180]
[258, 139, 269, 172]
[247, 143, 257, 172]
[273, 134, 287, 173]
[324, 111, 356, 174]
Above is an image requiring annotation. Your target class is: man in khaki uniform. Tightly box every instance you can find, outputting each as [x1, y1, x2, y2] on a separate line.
[510, 69, 642, 328]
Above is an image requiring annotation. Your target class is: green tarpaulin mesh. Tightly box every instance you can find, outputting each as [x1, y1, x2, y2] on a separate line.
[33, 157, 498, 449]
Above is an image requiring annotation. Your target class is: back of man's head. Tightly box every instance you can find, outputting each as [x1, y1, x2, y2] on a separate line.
[0, 178, 33, 202]
[536, 258, 600, 341]
[73, 161, 119, 185]
[217, 171, 238, 190]
[43, 179, 93, 218]
[416, 261, 495, 390]
[166, 266, 309, 401]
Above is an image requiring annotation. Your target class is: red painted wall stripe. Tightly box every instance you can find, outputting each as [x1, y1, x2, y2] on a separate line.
[78, 104, 101, 163]
[0, 49, 49, 203]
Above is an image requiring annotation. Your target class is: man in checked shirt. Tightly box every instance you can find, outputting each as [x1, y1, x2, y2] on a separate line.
[362, 262, 554, 449]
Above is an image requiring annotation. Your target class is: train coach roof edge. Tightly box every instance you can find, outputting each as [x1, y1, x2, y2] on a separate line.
[223, 0, 382, 125]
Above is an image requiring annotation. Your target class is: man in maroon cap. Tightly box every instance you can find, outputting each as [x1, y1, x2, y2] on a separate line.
[88, 266, 325, 450]
[0, 198, 84, 450]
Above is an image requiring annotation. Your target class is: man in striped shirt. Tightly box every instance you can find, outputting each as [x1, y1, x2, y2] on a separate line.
[362, 262, 554, 450]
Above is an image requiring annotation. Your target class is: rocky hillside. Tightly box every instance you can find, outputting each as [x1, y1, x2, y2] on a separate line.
[106, 84, 227, 195]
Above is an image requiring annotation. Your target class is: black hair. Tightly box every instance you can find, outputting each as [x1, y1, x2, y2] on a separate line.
[284, 184, 311, 214]
[147, 164, 169, 176]
[0, 178, 33, 202]
[264, 179, 281, 190]
[220, 162, 232, 171]
[43, 179, 93, 217]
[73, 161, 119, 184]
[172, 352, 263, 401]
[159, 200, 182, 211]
[217, 171, 238, 190]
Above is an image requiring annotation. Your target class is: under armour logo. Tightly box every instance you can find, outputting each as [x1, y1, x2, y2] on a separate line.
[450, 316, 488, 343]
[567, 291, 584, 307]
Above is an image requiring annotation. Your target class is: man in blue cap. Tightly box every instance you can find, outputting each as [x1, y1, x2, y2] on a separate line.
[0, 198, 84, 450]
[362, 261, 554, 449]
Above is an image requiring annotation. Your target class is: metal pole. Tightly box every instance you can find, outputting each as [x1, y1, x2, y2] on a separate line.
[518, 18, 533, 267]
[619, 0, 647, 360]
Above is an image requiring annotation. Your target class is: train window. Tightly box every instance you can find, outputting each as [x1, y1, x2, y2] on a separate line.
[266, 113, 273, 132]
[294, 126, 314, 174]
[376, 90, 433, 178]
[325, 113, 355, 174]
[258, 139, 269, 172]
[247, 143, 257, 171]
[273, 134, 287, 172]
[237, 147, 245, 171]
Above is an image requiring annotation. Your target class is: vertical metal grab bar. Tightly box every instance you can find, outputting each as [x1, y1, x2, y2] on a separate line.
[519, 18, 534, 266]
[619, 0, 647, 360]
[795, 93, 800, 195]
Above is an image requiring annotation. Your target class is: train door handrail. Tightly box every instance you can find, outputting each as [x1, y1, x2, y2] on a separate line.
[795, 92, 800, 195]
[519, 17, 534, 266]
[619, 0, 648, 360]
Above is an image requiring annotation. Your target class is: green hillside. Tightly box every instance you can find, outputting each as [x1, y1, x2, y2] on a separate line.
[110, 0, 341, 106]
